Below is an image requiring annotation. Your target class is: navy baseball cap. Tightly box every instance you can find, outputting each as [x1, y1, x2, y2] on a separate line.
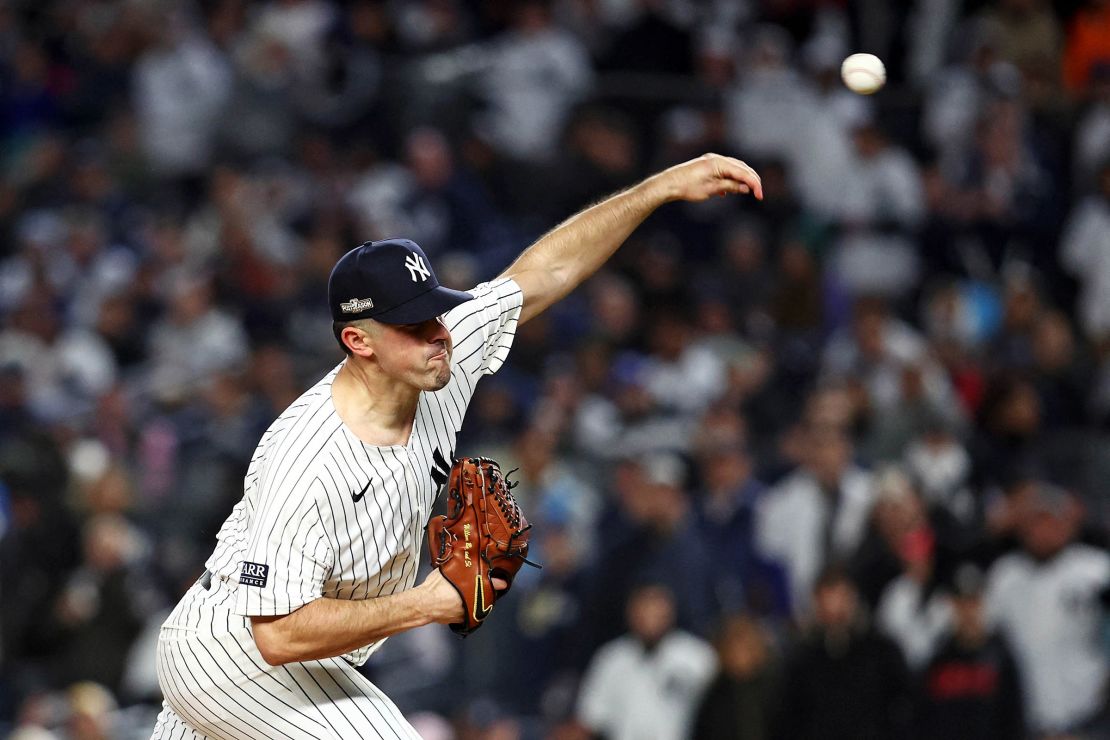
[328, 239, 472, 324]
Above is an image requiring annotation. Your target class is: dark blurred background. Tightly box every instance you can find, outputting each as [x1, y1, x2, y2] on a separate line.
[1, 0, 1109, 738]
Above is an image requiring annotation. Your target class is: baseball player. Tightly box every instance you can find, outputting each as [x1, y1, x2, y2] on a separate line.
[150, 154, 762, 739]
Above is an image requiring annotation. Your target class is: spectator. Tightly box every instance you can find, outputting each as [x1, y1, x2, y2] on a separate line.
[131, 9, 232, 179]
[499, 423, 601, 553]
[903, 411, 977, 527]
[576, 583, 717, 740]
[706, 219, 776, 336]
[724, 26, 811, 166]
[922, 22, 1013, 171]
[755, 424, 875, 617]
[976, 0, 1062, 78]
[984, 483, 1110, 737]
[642, 311, 728, 416]
[871, 469, 954, 669]
[43, 515, 162, 697]
[691, 408, 785, 616]
[957, 99, 1061, 262]
[1062, 158, 1110, 343]
[0, 291, 117, 423]
[398, 127, 516, 262]
[145, 271, 249, 404]
[292, 4, 382, 131]
[916, 562, 1025, 740]
[971, 374, 1045, 490]
[838, 118, 926, 230]
[1028, 310, 1092, 428]
[691, 614, 778, 740]
[509, 503, 593, 717]
[829, 117, 925, 299]
[822, 297, 957, 419]
[216, 25, 299, 161]
[1072, 64, 1110, 191]
[474, 0, 593, 163]
[588, 453, 716, 643]
[1062, 0, 1110, 94]
[776, 567, 913, 739]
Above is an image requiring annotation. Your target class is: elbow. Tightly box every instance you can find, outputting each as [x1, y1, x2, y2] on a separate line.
[251, 619, 297, 666]
[256, 642, 291, 667]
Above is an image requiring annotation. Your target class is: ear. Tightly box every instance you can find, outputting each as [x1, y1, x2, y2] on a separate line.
[341, 324, 376, 359]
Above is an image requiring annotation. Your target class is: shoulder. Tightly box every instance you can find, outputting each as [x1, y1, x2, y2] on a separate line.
[255, 368, 343, 469]
[443, 277, 522, 329]
[869, 630, 909, 663]
[765, 471, 817, 506]
[844, 467, 875, 498]
[1060, 544, 1110, 578]
[987, 552, 1032, 594]
[591, 635, 638, 667]
[665, 631, 717, 663]
[266, 371, 338, 435]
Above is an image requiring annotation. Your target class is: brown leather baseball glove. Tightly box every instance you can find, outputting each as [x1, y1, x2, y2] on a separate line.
[427, 457, 537, 635]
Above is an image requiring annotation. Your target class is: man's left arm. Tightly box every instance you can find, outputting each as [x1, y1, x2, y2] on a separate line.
[498, 153, 762, 325]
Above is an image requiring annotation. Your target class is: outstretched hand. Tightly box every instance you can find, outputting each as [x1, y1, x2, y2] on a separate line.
[655, 153, 763, 203]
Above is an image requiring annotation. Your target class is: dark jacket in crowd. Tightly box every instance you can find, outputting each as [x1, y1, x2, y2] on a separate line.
[914, 634, 1025, 740]
[692, 669, 777, 740]
[775, 626, 912, 740]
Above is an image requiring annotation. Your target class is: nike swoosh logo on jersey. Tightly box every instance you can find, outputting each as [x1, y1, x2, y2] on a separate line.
[352, 481, 370, 502]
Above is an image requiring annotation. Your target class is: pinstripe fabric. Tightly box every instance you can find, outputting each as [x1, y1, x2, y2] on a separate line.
[151, 279, 522, 738]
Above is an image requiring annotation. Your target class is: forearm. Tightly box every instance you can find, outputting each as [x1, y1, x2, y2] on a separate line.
[251, 590, 432, 666]
[500, 175, 673, 323]
[498, 154, 761, 324]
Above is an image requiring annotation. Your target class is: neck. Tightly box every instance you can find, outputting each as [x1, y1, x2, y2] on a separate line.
[332, 358, 419, 446]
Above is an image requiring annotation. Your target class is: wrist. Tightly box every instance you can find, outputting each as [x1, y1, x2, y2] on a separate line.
[638, 171, 678, 206]
[408, 583, 439, 627]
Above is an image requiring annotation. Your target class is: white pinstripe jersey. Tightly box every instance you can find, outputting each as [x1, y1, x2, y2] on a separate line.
[203, 278, 522, 666]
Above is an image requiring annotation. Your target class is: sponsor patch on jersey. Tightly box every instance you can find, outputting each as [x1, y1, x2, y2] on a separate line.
[239, 561, 270, 587]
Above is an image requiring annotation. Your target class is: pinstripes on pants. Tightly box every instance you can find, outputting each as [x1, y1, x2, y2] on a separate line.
[150, 575, 421, 740]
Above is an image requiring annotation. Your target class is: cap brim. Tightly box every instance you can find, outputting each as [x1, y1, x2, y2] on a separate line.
[372, 285, 473, 324]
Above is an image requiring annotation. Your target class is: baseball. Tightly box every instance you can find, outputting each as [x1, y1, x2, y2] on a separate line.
[841, 53, 886, 95]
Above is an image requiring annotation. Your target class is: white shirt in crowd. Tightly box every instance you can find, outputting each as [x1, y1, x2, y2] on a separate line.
[1061, 195, 1110, 340]
[755, 466, 875, 617]
[577, 630, 717, 740]
[132, 32, 232, 176]
[985, 543, 1110, 733]
[477, 26, 593, 162]
[876, 574, 954, 670]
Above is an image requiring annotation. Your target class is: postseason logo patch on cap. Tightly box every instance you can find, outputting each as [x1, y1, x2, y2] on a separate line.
[339, 297, 374, 314]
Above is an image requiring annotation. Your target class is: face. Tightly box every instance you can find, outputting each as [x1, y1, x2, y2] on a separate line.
[951, 595, 985, 641]
[1020, 510, 1074, 559]
[627, 586, 676, 643]
[807, 428, 851, 486]
[814, 581, 858, 630]
[359, 317, 453, 390]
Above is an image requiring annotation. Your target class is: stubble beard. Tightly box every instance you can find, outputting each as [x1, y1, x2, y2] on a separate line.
[426, 358, 452, 391]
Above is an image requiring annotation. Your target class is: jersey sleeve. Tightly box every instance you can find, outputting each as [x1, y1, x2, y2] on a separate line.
[234, 476, 335, 617]
[443, 277, 523, 383]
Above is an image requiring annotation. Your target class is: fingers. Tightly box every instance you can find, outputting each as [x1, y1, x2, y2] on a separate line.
[491, 576, 509, 592]
[704, 153, 763, 200]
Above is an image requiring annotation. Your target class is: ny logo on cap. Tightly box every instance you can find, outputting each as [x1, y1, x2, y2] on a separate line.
[405, 253, 431, 283]
[340, 297, 375, 313]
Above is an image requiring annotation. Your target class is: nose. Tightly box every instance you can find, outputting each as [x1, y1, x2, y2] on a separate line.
[425, 317, 450, 342]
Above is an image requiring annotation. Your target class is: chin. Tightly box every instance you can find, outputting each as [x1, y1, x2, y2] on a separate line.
[426, 366, 452, 391]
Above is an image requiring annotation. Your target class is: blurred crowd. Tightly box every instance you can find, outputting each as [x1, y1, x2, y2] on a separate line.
[1, 0, 1110, 738]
